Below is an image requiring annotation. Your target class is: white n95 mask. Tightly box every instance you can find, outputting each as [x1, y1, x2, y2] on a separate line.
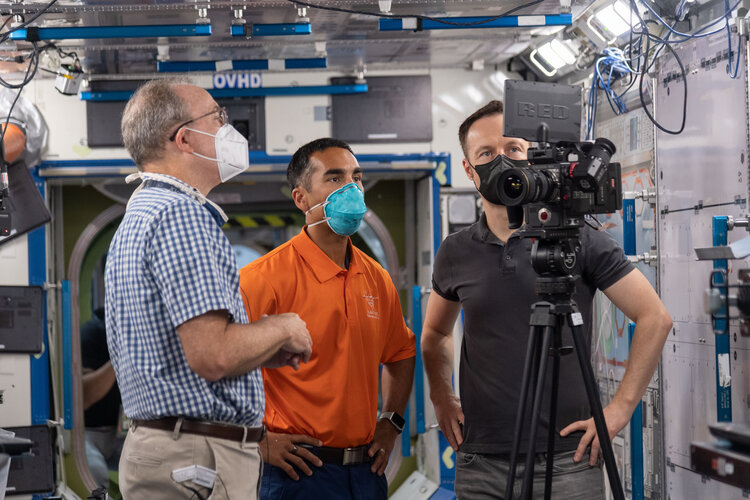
[186, 124, 250, 182]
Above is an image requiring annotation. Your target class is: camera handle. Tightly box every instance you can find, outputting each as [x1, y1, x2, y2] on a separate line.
[535, 123, 550, 148]
[504, 276, 625, 500]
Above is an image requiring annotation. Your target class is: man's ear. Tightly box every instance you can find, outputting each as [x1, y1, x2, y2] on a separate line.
[291, 186, 308, 213]
[172, 128, 194, 154]
[463, 158, 476, 183]
[463, 158, 482, 190]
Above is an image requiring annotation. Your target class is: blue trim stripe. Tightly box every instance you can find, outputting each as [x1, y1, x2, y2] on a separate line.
[623, 198, 636, 255]
[412, 287, 426, 434]
[62, 280, 73, 430]
[158, 61, 224, 72]
[379, 14, 571, 31]
[432, 174, 442, 254]
[208, 84, 365, 97]
[402, 401, 411, 457]
[711, 216, 732, 423]
[79, 91, 136, 101]
[80, 83, 366, 101]
[628, 322, 644, 500]
[252, 23, 312, 36]
[28, 168, 50, 424]
[230, 23, 313, 37]
[40, 152, 450, 170]
[157, 58, 327, 73]
[10, 24, 211, 40]
[284, 58, 328, 69]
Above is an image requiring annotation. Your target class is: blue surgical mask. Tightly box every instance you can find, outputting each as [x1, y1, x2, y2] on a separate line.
[306, 183, 367, 236]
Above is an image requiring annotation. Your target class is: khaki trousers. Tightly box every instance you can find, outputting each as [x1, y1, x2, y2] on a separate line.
[119, 423, 262, 500]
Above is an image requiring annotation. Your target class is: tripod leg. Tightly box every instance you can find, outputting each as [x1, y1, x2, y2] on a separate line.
[520, 325, 553, 500]
[569, 322, 625, 500]
[543, 324, 562, 500]
[505, 324, 543, 500]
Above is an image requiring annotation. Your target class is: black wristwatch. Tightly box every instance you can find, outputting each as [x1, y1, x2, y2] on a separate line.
[379, 411, 405, 433]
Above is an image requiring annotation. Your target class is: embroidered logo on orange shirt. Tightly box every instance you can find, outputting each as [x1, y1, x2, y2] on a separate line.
[362, 294, 380, 319]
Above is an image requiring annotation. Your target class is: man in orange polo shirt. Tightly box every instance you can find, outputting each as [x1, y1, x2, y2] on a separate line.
[239, 137, 416, 500]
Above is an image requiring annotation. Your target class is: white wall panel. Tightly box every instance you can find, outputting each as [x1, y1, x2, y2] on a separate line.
[657, 34, 750, 499]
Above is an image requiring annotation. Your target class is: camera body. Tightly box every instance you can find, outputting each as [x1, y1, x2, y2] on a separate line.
[499, 80, 623, 276]
[498, 139, 622, 237]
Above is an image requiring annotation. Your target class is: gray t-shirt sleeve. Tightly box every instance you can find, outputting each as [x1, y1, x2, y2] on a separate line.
[432, 236, 460, 302]
[580, 225, 635, 291]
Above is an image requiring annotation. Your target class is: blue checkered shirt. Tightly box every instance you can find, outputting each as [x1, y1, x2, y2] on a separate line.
[104, 176, 264, 426]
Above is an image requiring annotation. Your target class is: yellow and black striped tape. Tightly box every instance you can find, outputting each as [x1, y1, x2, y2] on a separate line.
[224, 214, 302, 228]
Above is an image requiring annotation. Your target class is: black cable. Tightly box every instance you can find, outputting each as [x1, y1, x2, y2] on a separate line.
[287, 0, 544, 27]
[638, 30, 687, 135]
[182, 484, 206, 500]
[0, 112, 7, 210]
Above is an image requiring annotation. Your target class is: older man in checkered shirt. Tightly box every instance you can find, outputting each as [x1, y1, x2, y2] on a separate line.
[105, 78, 312, 499]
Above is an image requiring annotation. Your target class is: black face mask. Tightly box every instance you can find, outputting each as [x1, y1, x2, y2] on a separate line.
[471, 154, 529, 205]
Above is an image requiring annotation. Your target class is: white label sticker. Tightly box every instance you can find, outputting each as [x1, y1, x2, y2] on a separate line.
[268, 59, 285, 71]
[402, 17, 418, 30]
[367, 133, 398, 139]
[517, 16, 546, 26]
[718, 353, 732, 388]
[570, 312, 584, 326]
[215, 60, 233, 72]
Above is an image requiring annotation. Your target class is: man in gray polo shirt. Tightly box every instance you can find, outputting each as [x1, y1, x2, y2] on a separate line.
[421, 100, 672, 499]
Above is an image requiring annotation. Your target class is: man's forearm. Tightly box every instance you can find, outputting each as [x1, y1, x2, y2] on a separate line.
[381, 357, 415, 415]
[611, 313, 671, 413]
[421, 329, 455, 402]
[221, 320, 291, 378]
[179, 312, 295, 381]
[82, 362, 117, 410]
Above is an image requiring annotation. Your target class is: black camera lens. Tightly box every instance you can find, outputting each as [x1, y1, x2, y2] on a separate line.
[504, 174, 524, 199]
[498, 167, 556, 206]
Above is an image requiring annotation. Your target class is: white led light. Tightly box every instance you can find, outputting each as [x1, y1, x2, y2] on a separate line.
[529, 49, 557, 77]
[595, 4, 630, 37]
[537, 42, 567, 70]
[551, 39, 576, 65]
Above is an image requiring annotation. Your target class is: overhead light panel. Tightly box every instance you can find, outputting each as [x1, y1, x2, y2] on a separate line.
[537, 42, 567, 70]
[550, 39, 576, 65]
[594, 3, 631, 37]
[9, 24, 212, 41]
[379, 14, 571, 31]
[529, 48, 558, 77]
[529, 38, 578, 77]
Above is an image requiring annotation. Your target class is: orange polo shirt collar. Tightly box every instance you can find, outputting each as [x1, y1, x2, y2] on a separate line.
[291, 227, 363, 283]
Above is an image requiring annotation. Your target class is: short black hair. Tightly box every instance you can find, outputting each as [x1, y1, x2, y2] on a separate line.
[287, 137, 354, 190]
[458, 100, 504, 159]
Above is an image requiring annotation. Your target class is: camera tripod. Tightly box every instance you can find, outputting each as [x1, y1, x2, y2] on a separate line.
[503, 274, 625, 500]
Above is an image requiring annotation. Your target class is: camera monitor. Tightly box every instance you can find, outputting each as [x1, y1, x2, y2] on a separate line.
[503, 80, 582, 143]
[0, 161, 51, 247]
